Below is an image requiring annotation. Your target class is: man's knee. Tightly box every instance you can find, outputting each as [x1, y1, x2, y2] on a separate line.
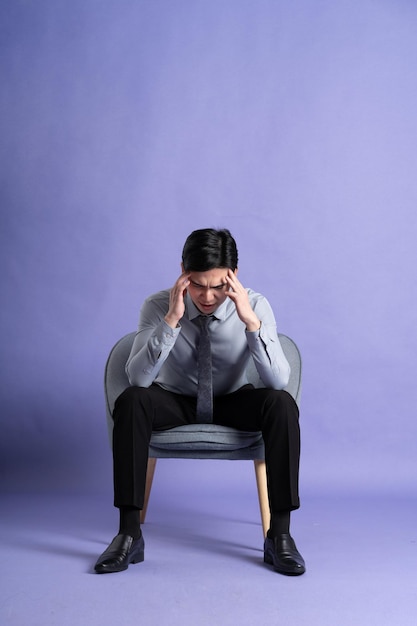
[263, 389, 299, 422]
[264, 388, 297, 405]
[115, 384, 139, 404]
[113, 385, 149, 417]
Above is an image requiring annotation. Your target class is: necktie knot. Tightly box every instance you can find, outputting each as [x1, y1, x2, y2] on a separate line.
[198, 314, 212, 328]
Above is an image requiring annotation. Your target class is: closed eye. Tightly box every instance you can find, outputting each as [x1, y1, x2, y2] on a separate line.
[190, 281, 227, 290]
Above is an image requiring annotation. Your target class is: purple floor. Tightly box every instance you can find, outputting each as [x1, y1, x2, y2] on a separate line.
[1, 459, 416, 626]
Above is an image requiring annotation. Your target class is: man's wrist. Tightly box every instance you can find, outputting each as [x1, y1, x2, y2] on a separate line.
[164, 314, 180, 329]
[245, 319, 261, 332]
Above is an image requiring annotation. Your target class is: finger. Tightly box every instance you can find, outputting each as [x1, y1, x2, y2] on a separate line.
[225, 270, 236, 287]
[174, 274, 190, 290]
[226, 277, 242, 295]
[226, 269, 242, 288]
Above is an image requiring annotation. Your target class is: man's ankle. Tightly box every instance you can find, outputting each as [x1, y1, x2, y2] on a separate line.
[118, 506, 141, 539]
[268, 510, 290, 537]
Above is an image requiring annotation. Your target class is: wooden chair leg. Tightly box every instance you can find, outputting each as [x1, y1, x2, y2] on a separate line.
[254, 459, 270, 538]
[140, 457, 157, 524]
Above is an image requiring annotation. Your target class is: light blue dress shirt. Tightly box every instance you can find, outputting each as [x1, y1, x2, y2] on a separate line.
[126, 289, 290, 396]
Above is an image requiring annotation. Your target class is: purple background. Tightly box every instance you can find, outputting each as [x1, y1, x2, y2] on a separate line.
[1, 0, 417, 497]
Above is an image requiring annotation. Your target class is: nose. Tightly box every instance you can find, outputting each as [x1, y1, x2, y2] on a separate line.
[200, 287, 215, 296]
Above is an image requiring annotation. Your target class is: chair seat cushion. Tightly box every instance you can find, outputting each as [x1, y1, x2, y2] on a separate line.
[150, 424, 263, 451]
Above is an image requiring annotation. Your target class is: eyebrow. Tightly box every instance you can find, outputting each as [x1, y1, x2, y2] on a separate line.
[190, 280, 226, 289]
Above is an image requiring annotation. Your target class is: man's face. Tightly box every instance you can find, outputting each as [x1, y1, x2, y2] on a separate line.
[185, 267, 237, 315]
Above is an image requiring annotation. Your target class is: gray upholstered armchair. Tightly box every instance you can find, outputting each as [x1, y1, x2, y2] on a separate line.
[104, 332, 302, 537]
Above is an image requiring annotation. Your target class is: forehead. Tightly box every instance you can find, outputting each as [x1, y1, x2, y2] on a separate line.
[188, 268, 228, 286]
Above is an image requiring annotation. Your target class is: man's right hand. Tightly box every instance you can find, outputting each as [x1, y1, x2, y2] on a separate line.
[164, 273, 190, 328]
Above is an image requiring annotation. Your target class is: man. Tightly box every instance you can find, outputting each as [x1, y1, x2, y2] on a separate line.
[95, 228, 305, 576]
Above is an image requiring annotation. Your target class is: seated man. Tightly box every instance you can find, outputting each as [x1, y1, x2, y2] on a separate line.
[95, 228, 305, 576]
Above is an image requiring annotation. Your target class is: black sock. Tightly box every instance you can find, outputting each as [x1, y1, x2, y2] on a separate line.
[118, 506, 141, 539]
[268, 511, 290, 537]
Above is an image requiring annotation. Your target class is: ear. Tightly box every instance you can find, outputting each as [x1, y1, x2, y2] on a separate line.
[234, 267, 238, 276]
[181, 262, 185, 272]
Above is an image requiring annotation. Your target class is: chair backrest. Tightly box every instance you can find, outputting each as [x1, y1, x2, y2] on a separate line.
[104, 332, 302, 444]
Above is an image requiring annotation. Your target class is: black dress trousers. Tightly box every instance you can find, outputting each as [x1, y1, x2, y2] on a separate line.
[112, 383, 300, 514]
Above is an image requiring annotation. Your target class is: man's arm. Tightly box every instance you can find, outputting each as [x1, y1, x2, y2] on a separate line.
[125, 274, 190, 387]
[225, 270, 290, 389]
[125, 296, 178, 387]
[245, 301, 291, 390]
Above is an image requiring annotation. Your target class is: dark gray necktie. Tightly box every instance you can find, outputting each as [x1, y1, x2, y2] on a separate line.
[196, 315, 213, 423]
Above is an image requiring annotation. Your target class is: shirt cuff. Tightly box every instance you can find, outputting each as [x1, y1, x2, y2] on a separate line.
[158, 319, 181, 345]
[246, 322, 275, 359]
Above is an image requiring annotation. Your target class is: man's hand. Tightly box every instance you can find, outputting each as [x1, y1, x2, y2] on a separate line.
[225, 269, 261, 332]
[164, 273, 190, 328]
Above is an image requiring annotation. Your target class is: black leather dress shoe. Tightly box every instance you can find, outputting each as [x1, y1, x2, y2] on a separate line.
[264, 533, 306, 576]
[94, 533, 144, 574]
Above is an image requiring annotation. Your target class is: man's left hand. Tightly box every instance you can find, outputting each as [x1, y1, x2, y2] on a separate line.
[225, 269, 261, 332]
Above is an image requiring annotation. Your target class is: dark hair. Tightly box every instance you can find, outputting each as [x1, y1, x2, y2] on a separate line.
[182, 228, 238, 272]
